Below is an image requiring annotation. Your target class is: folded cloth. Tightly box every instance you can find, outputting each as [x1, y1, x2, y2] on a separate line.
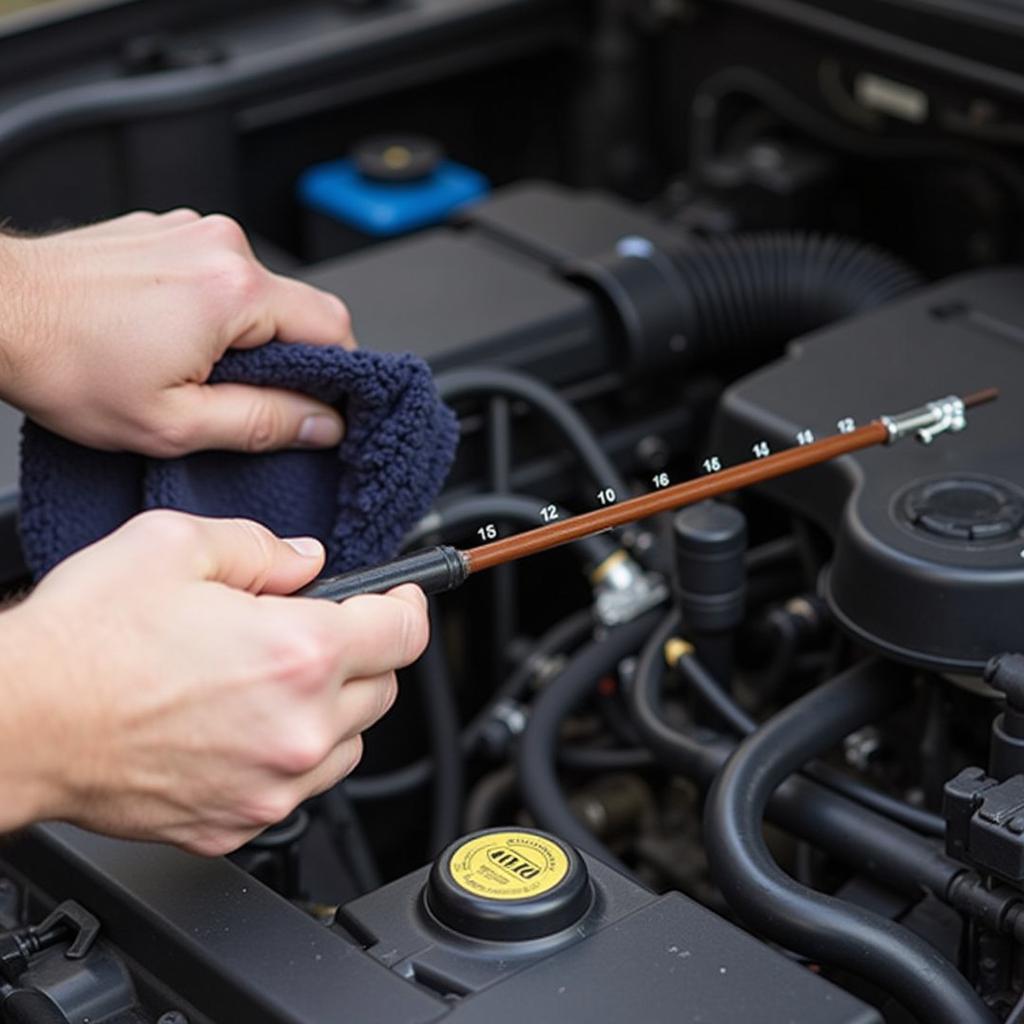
[19, 344, 459, 580]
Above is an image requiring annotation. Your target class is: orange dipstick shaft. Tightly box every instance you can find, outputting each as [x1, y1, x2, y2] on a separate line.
[464, 388, 999, 574]
[298, 388, 998, 604]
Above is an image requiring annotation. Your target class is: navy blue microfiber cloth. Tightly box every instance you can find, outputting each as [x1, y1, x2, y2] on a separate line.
[19, 344, 460, 580]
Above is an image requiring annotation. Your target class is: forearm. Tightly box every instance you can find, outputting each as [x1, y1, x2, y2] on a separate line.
[0, 604, 66, 833]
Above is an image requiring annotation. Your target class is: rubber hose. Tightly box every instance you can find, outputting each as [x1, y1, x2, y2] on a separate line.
[434, 366, 627, 496]
[676, 648, 946, 836]
[559, 745, 654, 770]
[704, 661, 995, 1024]
[347, 608, 596, 801]
[464, 765, 519, 833]
[674, 233, 921, 363]
[516, 611, 662, 876]
[320, 784, 381, 894]
[628, 612, 960, 899]
[418, 598, 464, 857]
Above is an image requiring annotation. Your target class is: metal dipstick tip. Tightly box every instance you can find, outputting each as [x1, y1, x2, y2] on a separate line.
[880, 387, 998, 446]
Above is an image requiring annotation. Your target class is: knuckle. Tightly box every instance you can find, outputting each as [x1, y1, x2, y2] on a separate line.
[272, 723, 332, 774]
[197, 213, 248, 249]
[145, 415, 196, 457]
[184, 832, 239, 858]
[329, 294, 352, 334]
[123, 210, 158, 225]
[165, 206, 201, 222]
[129, 509, 201, 551]
[398, 604, 430, 665]
[206, 252, 264, 309]
[238, 788, 296, 829]
[339, 735, 364, 778]
[243, 396, 283, 453]
[375, 672, 399, 721]
[234, 517, 278, 568]
[268, 624, 337, 691]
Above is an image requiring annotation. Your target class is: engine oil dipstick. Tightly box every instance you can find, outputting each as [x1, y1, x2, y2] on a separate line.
[298, 388, 999, 604]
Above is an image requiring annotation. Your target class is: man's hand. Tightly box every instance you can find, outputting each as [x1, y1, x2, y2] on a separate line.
[0, 511, 427, 855]
[0, 210, 353, 455]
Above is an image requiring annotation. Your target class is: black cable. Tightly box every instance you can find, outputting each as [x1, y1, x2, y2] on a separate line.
[628, 613, 959, 901]
[434, 366, 627, 498]
[743, 535, 799, 572]
[676, 645, 947, 836]
[346, 608, 597, 801]
[651, 609, 942, 835]
[464, 765, 519, 833]
[363, 530, 796, 806]
[418, 598, 463, 857]
[516, 611, 662, 876]
[320, 785, 381, 894]
[704, 661, 995, 1024]
[488, 396, 517, 681]
[559, 745, 654, 771]
[691, 65, 1024, 209]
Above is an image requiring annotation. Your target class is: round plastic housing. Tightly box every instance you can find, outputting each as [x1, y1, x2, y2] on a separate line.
[671, 500, 747, 633]
[425, 829, 591, 942]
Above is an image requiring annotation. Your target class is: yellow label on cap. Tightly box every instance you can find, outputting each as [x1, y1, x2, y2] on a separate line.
[448, 832, 569, 901]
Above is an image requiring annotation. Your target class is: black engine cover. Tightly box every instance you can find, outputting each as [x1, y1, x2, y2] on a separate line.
[713, 268, 1024, 672]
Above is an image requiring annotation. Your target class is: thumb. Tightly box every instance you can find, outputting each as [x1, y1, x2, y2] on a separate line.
[186, 515, 326, 594]
[170, 382, 344, 454]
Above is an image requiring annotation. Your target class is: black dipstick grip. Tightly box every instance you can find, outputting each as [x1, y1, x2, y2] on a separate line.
[298, 545, 469, 603]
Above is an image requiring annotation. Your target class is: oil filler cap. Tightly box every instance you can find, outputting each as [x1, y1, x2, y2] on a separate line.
[426, 829, 591, 941]
[901, 476, 1024, 541]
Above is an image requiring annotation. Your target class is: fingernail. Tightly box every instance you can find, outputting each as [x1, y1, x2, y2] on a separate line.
[297, 414, 343, 448]
[284, 536, 323, 558]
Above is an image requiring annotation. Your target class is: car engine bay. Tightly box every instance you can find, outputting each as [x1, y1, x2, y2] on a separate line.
[2, 1, 1024, 1021]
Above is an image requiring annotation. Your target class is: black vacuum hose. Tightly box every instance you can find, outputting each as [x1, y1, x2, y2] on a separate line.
[516, 611, 662, 876]
[704, 661, 995, 1024]
[434, 366, 627, 496]
[628, 613, 960, 898]
[676, 644, 946, 836]
[418, 598, 464, 857]
[674, 232, 921, 362]
[347, 608, 597, 801]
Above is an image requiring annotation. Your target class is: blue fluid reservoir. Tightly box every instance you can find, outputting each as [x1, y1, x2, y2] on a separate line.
[298, 136, 489, 256]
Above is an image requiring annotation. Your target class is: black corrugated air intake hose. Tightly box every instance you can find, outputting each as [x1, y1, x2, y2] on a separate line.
[674, 232, 923, 356]
[569, 231, 922, 372]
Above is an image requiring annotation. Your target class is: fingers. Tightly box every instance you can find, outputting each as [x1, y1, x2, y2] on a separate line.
[331, 671, 400, 741]
[301, 735, 366, 800]
[232, 273, 356, 351]
[165, 381, 345, 454]
[325, 586, 430, 679]
[195, 517, 326, 594]
[116, 511, 324, 593]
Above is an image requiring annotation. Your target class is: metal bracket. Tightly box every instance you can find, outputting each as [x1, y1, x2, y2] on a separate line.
[881, 394, 966, 445]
